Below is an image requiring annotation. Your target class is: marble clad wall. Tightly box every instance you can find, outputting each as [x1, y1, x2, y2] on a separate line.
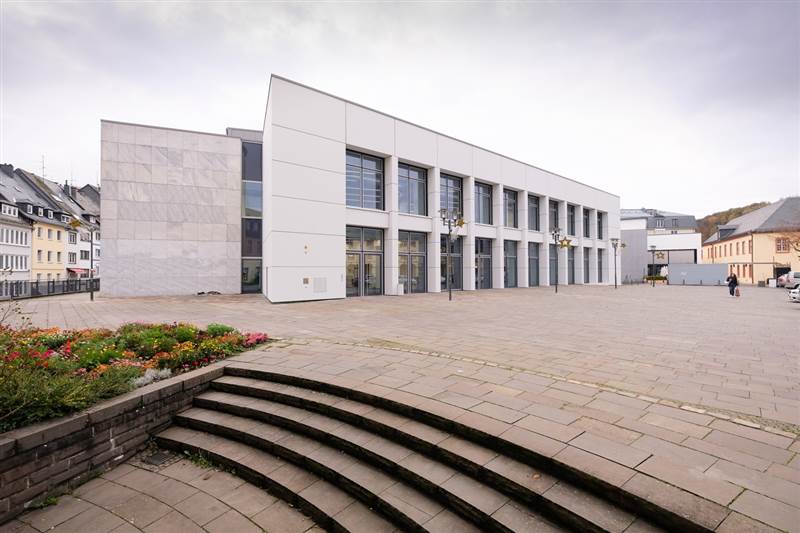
[100, 121, 242, 296]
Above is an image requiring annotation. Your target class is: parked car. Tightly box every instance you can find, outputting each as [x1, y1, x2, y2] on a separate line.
[777, 273, 789, 287]
[784, 271, 800, 289]
[788, 287, 800, 303]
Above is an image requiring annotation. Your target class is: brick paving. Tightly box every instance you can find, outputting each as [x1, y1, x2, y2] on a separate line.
[9, 284, 800, 530]
[0, 452, 316, 533]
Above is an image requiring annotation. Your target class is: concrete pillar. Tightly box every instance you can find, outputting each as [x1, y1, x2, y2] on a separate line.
[492, 183, 505, 289]
[464, 176, 476, 290]
[385, 155, 400, 295]
[589, 208, 598, 283]
[518, 190, 528, 287]
[575, 205, 585, 284]
[428, 167, 441, 293]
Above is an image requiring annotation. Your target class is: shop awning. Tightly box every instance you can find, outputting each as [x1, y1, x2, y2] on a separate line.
[67, 268, 88, 274]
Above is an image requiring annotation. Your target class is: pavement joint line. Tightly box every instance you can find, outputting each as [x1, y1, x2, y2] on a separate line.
[302, 338, 800, 439]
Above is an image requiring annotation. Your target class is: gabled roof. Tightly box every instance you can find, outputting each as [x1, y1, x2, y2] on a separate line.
[9, 168, 72, 228]
[704, 197, 800, 244]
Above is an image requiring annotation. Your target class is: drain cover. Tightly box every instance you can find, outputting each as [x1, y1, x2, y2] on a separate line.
[144, 451, 172, 465]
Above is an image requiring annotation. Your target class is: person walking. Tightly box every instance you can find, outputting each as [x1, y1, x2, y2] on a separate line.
[726, 272, 739, 297]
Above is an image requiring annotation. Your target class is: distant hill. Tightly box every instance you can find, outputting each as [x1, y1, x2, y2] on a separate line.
[697, 202, 770, 241]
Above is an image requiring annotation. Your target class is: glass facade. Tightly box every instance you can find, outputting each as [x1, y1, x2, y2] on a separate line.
[440, 174, 463, 216]
[503, 189, 517, 228]
[549, 243, 558, 285]
[242, 142, 262, 181]
[584, 247, 590, 283]
[346, 226, 383, 296]
[528, 243, 539, 286]
[475, 238, 492, 289]
[242, 219, 262, 258]
[475, 182, 492, 224]
[241, 142, 263, 293]
[549, 200, 559, 231]
[242, 181, 262, 217]
[528, 195, 540, 231]
[346, 150, 384, 210]
[567, 205, 576, 236]
[504, 240, 517, 288]
[583, 209, 591, 237]
[440, 235, 462, 290]
[399, 231, 426, 293]
[399, 163, 427, 216]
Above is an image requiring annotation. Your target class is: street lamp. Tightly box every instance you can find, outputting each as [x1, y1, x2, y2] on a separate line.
[439, 208, 464, 302]
[610, 238, 625, 289]
[649, 244, 657, 287]
[550, 227, 571, 293]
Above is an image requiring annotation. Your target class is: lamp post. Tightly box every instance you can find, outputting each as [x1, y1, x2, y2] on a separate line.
[439, 208, 464, 302]
[550, 228, 572, 293]
[649, 244, 657, 287]
[610, 238, 625, 289]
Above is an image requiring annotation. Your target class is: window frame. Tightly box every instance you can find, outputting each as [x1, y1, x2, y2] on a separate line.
[398, 162, 427, 216]
[346, 149, 385, 211]
[503, 189, 518, 228]
[439, 173, 463, 217]
[527, 195, 540, 231]
[475, 182, 493, 225]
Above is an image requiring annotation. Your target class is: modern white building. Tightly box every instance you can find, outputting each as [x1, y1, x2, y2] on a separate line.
[620, 208, 702, 282]
[101, 75, 621, 301]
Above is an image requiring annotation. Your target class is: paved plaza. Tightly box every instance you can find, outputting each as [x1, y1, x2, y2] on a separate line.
[5, 284, 800, 531]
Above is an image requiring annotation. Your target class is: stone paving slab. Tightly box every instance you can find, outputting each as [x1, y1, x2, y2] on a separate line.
[2, 450, 316, 533]
[10, 285, 800, 530]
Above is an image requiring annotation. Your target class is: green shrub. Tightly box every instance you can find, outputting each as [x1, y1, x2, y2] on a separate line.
[206, 323, 235, 337]
[173, 324, 198, 343]
[74, 340, 124, 369]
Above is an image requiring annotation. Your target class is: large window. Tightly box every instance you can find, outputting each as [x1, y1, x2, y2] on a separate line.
[598, 249, 604, 282]
[584, 247, 590, 283]
[346, 150, 384, 210]
[399, 231, 426, 293]
[242, 142, 262, 181]
[346, 226, 383, 297]
[528, 195, 540, 231]
[597, 212, 605, 240]
[568, 247, 575, 284]
[528, 243, 539, 286]
[567, 205, 576, 236]
[503, 189, 518, 228]
[583, 209, 591, 238]
[398, 163, 427, 216]
[504, 240, 517, 288]
[440, 174, 462, 216]
[242, 219, 262, 257]
[549, 200, 559, 232]
[242, 259, 262, 293]
[441, 235, 462, 290]
[549, 244, 558, 285]
[242, 181, 263, 217]
[475, 182, 492, 225]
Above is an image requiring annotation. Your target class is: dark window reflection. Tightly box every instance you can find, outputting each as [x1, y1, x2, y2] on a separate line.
[242, 142, 262, 181]
[242, 219, 262, 257]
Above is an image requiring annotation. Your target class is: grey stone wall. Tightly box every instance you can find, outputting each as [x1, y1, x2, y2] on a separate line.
[100, 121, 241, 296]
[621, 228, 648, 283]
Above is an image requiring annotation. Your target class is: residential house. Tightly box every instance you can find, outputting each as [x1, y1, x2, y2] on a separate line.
[0, 166, 33, 294]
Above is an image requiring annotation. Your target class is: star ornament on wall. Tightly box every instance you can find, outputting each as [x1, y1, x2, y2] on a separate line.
[656, 252, 665, 260]
[558, 237, 572, 249]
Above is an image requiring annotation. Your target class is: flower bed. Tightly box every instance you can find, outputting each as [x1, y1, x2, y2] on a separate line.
[0, 323, 269, 432]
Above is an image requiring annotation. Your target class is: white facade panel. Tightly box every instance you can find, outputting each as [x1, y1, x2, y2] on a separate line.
[271, 78, 345, 142]
[346, 104, 394, 156]
[395, 121, 437, 167]
[437, 136, 473, 177]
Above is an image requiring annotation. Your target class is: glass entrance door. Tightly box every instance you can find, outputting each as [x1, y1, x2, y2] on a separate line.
[568, 247, 575, 284]
[346, 226, 384, 296]
[528, 243, 539, 286]
[399, 231, 426, 293]
[441, 235, 462, 290]
[475, 238, 492, 289]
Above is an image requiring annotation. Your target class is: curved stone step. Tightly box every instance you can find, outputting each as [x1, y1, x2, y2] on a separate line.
[155, 425, 399, 533]
[200, 383, 650, 533]
[173, 406, 554, 532]
[217, 364, 716, 532]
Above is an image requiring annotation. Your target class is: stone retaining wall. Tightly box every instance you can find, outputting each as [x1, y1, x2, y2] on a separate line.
[0, 364, 225, 524]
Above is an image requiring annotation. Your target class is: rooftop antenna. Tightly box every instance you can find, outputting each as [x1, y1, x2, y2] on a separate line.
[41, 155, 46, 177]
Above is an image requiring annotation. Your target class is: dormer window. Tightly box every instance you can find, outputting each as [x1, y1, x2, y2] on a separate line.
[26, 205, 32, 214]
[61, 215, 70, 223]
[89, 216, 96, 224]
[47, 210, 53, 219]
[38, 207, 43, 216]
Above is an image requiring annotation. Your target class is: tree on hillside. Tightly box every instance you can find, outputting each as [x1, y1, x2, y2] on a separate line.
[697, 202, 770, 241]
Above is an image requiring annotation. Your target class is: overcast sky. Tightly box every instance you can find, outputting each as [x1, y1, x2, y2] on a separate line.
[1, 2, 798, 217]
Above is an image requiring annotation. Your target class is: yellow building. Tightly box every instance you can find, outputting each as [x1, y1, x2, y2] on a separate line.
[702, 197, 800, 284]
[30, 219, 68, 282]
